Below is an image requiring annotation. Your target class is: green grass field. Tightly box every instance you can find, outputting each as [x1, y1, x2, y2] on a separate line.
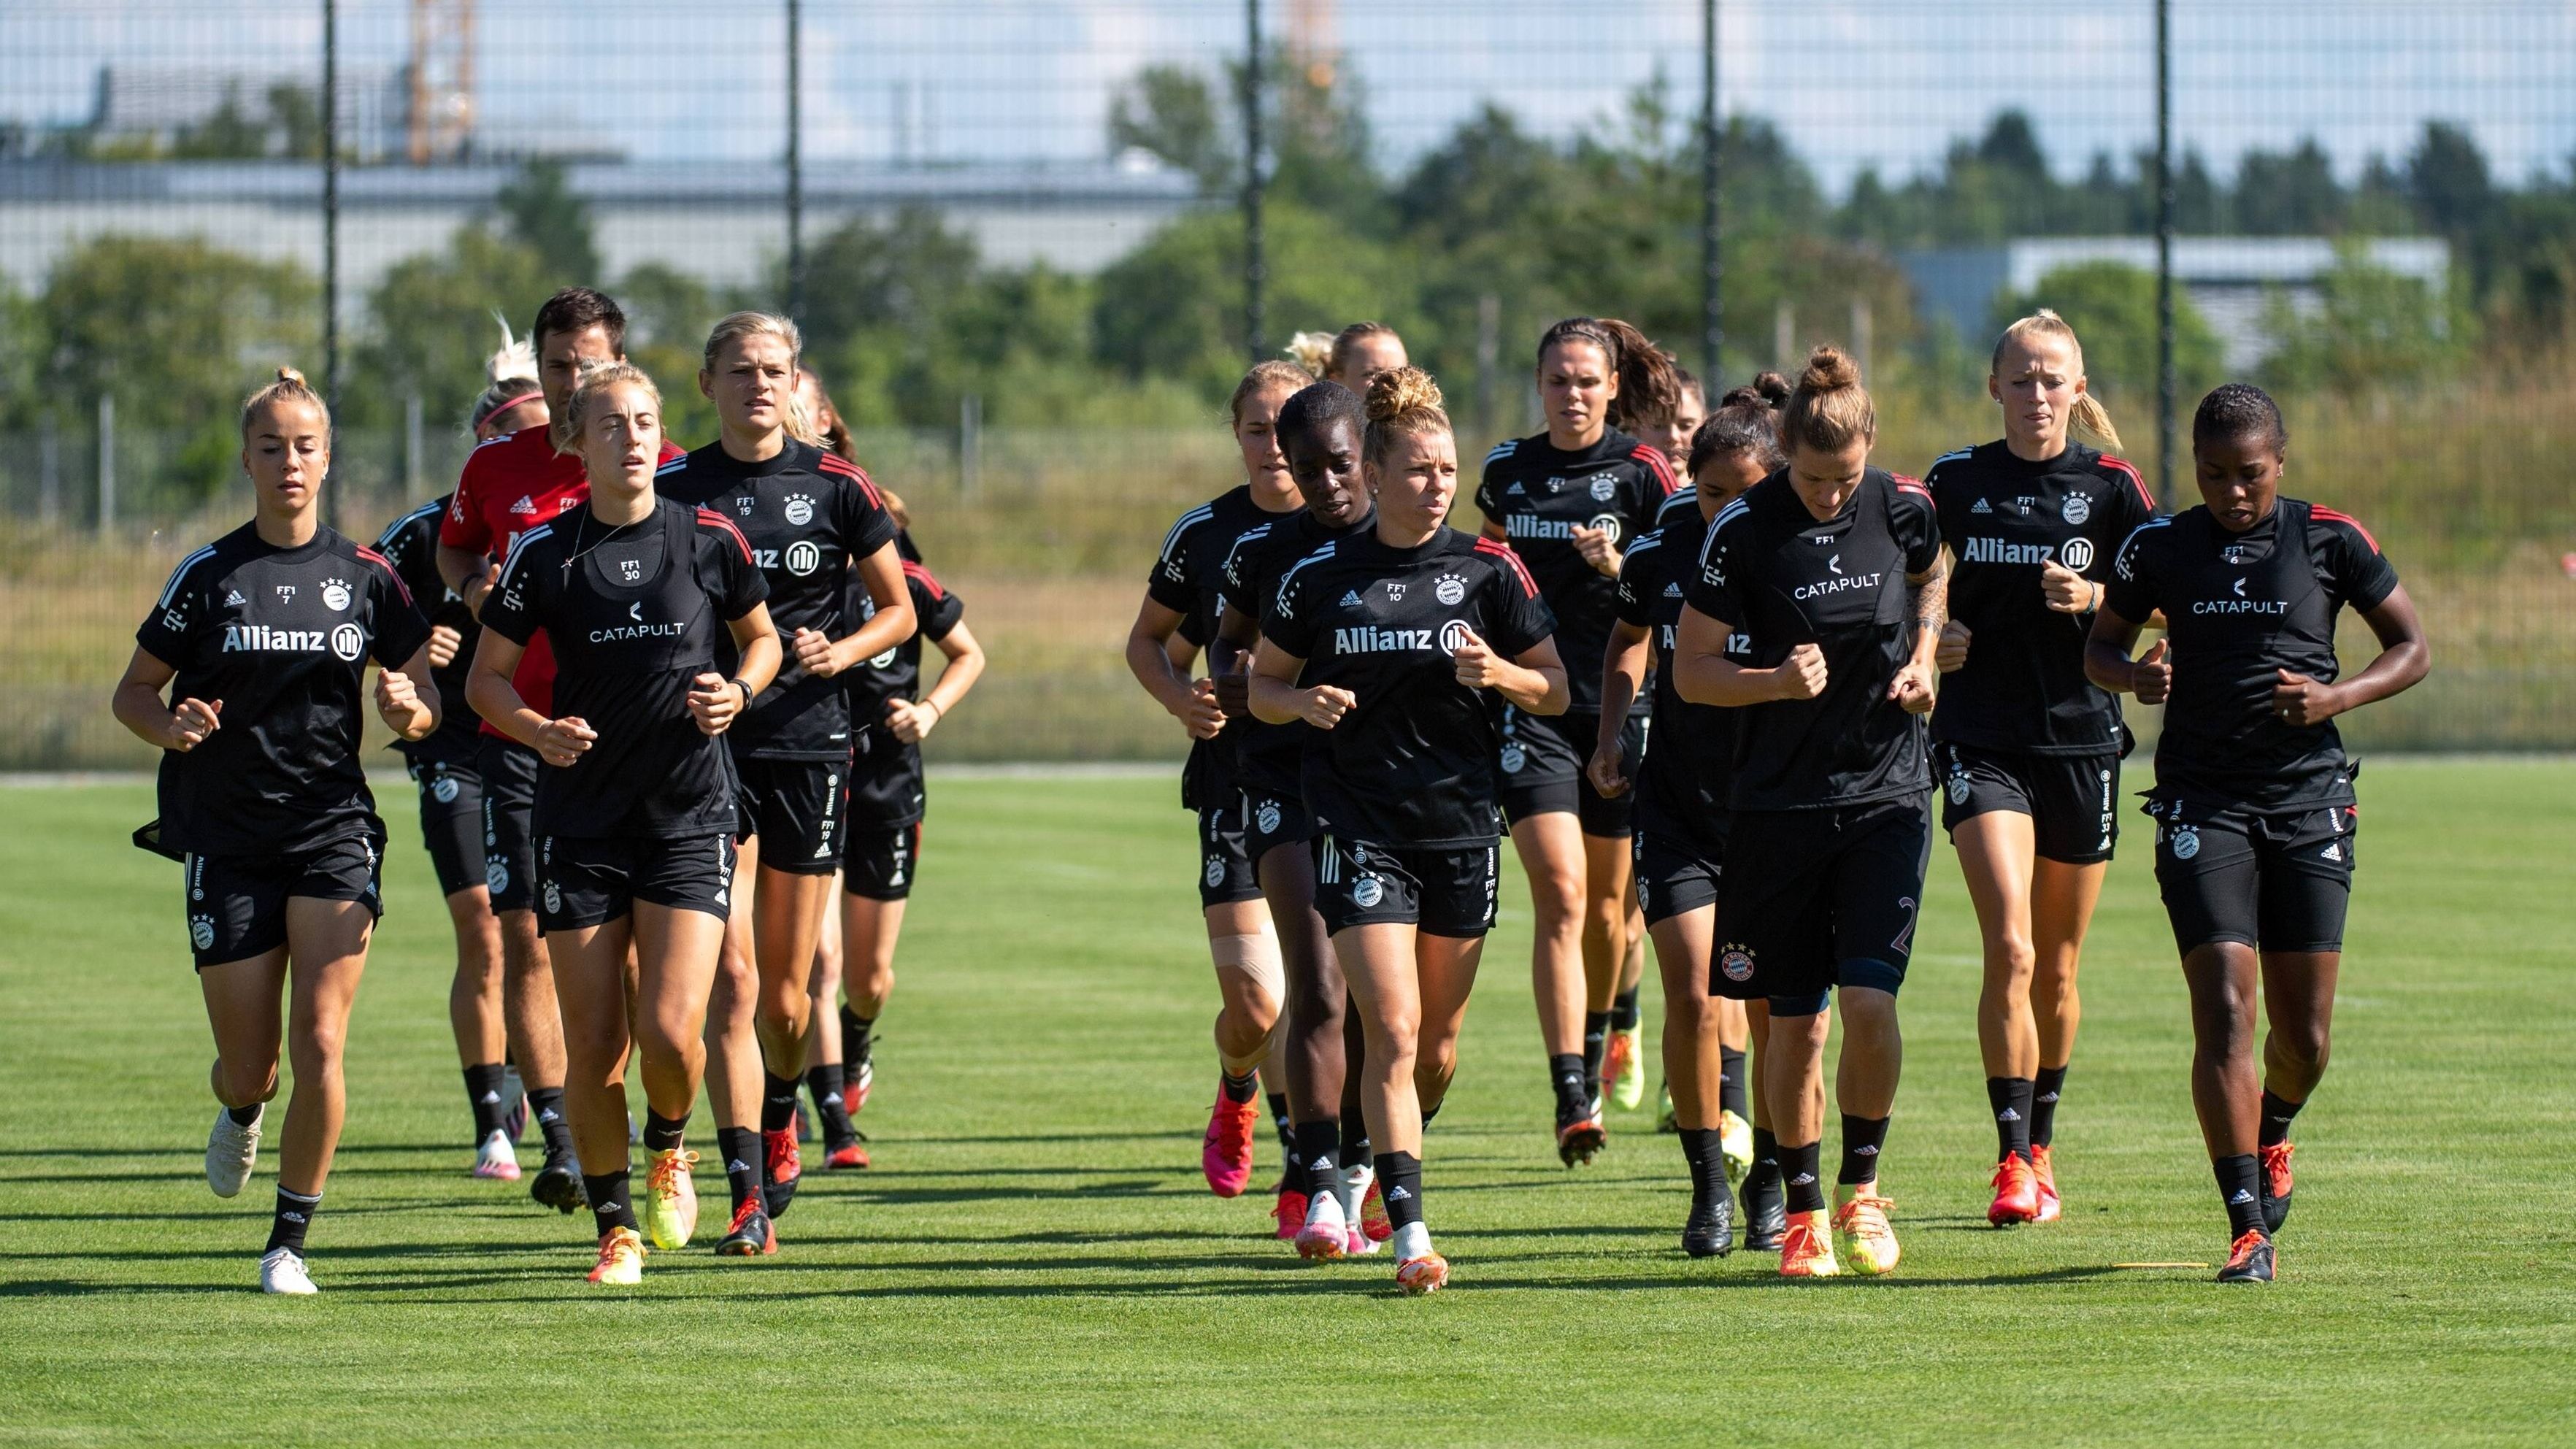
[2, 762, 2572, 1445]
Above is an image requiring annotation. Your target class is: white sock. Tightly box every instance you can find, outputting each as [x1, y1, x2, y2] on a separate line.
[1393, 1221, 1433, 1261]
[1338, 1160, 1371, 1221]
[1303, 1187, 1347, 1231]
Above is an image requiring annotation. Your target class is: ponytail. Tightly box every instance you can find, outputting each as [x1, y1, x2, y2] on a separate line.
[1537, 317, 1684, 433]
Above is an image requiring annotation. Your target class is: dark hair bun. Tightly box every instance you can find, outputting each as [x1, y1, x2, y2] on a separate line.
[1751, 370, 1791, 406]
[1799, 346, 1860, 393]
[1365, 366, 1444, 423]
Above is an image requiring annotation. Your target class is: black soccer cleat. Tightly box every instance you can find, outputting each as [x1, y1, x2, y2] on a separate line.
[1741, 1172, 1788, 1252]
[529, 1156, 585, 1215]
[2215, 1230, 2275, 1284]
[715, 1197, 777, 1257]
[1683, 1189, 1736, 1258]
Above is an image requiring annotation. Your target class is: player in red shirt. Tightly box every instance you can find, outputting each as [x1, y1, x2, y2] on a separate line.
[435, 288, 684, 1214]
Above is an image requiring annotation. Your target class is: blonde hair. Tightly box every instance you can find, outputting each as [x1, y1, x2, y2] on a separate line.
[1780, 345, 1875, 456]
[240, 366, 328, 437]
[704, 310, 821, 445]
[1992, 309, 2123, 453]
[1284, 331, 1337, 377]
[486, 313, 537, 385]
[1362, 366, 1450, 466]
[1230, 358, 1315, 427]
[550, 360, 661, 455]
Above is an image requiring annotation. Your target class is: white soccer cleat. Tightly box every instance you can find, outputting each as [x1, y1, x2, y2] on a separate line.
[473, 1129, 523, 1181]
[1294, 1187, 1350, 1261]
[205, 1107, 262, 1199]
[259, 1248, 318, 1295]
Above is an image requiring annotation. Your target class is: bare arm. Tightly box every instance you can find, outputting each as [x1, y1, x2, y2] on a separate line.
[1673, 606, 1826, 707]
[1126, 594, 1225, 739]
[1588, 620, 1650, 797]
[437, 542, 500, 620]
[885, 619, 988, 745]
[795, 542, 916, 680]
[1247, 637, 1351, 729]
[1453, 629, 1566, 715]
[689, 601, 784, 737]
[2083, 605, 2170, 704]
[466, 630, 595, 766]
[1886, 556, 1947, 714]
[374, 641, 442, 741]
[2271, 584, 2430, 726]
[112, 647, 220, 752]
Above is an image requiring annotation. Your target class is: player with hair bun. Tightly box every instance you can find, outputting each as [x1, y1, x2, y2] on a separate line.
[1926, 310, 2159, 1228]
[1250, 367, 1569, 1294]
[1477, 317, 1684, 1164]
[1288, 321, 1408, 397]
[1673, 345, 1948, 1280]
[115, 368, 442, 1293]
[2087, 383, 2427, 1285]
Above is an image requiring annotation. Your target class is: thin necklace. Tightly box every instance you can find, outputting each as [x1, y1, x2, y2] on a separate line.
[560, 506, 641, 577]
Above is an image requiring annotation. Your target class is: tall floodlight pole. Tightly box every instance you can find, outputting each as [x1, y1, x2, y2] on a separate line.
[323, 0, 342, 530]
[786, 0, 805, 321]
[1701, 0, 1722, 381]
[2155, 0, 2178, 509]
[1243, 0, 1266, 363]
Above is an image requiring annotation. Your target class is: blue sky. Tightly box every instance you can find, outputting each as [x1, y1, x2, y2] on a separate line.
[7, 2, 2572, 190]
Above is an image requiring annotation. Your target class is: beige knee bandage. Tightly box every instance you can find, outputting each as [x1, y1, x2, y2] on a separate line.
[1209, 927, 1285, 1007]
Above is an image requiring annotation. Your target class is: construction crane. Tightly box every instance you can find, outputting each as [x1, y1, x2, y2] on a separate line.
[407, 0, 474, 164]
[1288, 0, 1339, 89]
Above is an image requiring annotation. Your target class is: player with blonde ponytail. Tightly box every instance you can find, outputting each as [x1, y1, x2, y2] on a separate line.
[1923, 310, 2159, 1229]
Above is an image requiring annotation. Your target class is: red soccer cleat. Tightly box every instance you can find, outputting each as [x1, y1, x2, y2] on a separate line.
[1201, 1090, 1260, 1198]
[1988, 1153, 2039, 1226]
[2031, 1143, 2061, 1223]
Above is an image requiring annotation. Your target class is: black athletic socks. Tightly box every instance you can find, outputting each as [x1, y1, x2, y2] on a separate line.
[226, 1102, 262, 1127]
[1550, 1053, 1590, 1125]
[1266, 1092, 1295, 1163]
[1338, 1113, 1370, 1164]
[463, 1062, 509, 1140]
[761, 1073, 801, 1135]
[1296, 1119, 1342, 1201]
[642, 1110, 689, 1154]
[1988, 1076, 2036, 1161]
[1219, 1069, 1258, 1105]
[265, 1186, 319, 1256]
[1372, 1150, 1425, 1233]
[1839, 1115, 1889, 1187]
[586, 1171, 639, 1238]
[1610, 987, 1642, 1033]
[841, 1004, 874, 1069]
[1718, 1047, 1749, 1122]
[716, 1126, 762, 1212]
[1582, 1012, 1611, 1102]
[1748, 1127, 1783, 1193]
[807, 1064, 857, 1145]
[527, 1087, 576, 1161]
[2032, 1064, 2069, 1148]
[1679, 1128, 1727, 1206]
[2259, 1089, 2303, 1148]
[1780, 1142, 1826, 1215]
[2215, 1153, 2266, 1237]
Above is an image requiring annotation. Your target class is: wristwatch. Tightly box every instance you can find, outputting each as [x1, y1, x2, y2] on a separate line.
[730, 677, 753, 709]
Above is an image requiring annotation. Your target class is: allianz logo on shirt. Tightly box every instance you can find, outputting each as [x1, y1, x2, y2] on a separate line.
[1506, 513, 1623, 542]
[224, 622, 368, 661]
[1332, 619, 1474, 656]
[1959, 537, 2058, 565]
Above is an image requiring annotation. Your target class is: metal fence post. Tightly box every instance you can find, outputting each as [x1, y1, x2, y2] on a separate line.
[1242, 0, 1266, 364]
[405, 393, 425, 498]
[97, 395, 115, 534]
[1474, 291, 1500, 442]
[322, 0, 342, 531]
[1850, 295, 1872, 382]
[39, 417, 61, 527]
[2155, 0, 2178, 509]
[959, 393, 983, 499]
[1700, 0, 1722, 383]
[786, 0, 805, 323]
[1774, 299, 1794, 371]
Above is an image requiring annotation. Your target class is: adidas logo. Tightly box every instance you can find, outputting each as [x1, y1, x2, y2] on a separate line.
[478, 1091, 502, 1104]
[1387, 1185, 1412, 1201]
[1663, 582, 1683, 597]
[509, 495, 538, 515]
[1970, 497, 1993, 514]
[2037, 1091, 2060, 1103]
[539, 1108, 561, 1123]
[1340, 590, 1365, 608]
[1789, 1172, 1816, 1186]
[1996, 1107, 2022, 1121]
[727, 1158, 752, 1172]
[599, 1200, 623, 1213]
[1854, 1145, 1879, 1156]
[2229, 1188, 2256, 1204]
[2320, 843, 2339, 861]
[224, 589, 246, 606]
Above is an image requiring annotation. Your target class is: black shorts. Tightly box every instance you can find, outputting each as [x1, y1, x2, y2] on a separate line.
[536, 833, 737, 932]
[842, 821, 923, 902]
[183, 834, 385, 969]
[476, 734, 542, 914]
[407, 756, 487, 898]
[1498, 707, 1642, 838]
[2150, 799, 2358, 955]
[1935, 742, 2120, 865]
[734, 756, 847, 876]
[1196, 800, 1262, 910]
[1242, 787, 1318, 865]
[1635, 827, 1724, 926]
[1710, 801, 1932, 1015]
[1314, 831, 1501, 939]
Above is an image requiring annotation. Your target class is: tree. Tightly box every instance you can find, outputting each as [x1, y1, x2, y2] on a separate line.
[494, 160, 601, 283]
[1107, 64, 1229, 192]
[348, 226, 554, 434]
[1993, 261, 2221, 414]
[2234, 139, 2344, 236]
[2262, 242, 2468, 394]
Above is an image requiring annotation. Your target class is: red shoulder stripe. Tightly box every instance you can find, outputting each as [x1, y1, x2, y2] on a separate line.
[817, 453, 885, 507]
[1631, 442, 1682, 496]
[355, 546, 415, 607]
[657, 440, 686, 464]
[899, 558, 947, 600]
[1892, 473, 1932, 499]
[1473, 536, 1540, 599]
[694, 507, 757, 564]
[2307, 505, 2380, 554]
[2096, 454, 2154, 513]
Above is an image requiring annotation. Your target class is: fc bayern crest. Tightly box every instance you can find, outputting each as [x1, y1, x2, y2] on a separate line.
[1351, 877, 1385, 909]
[2061, 493, 2091, 526]
[2169, 825, 2201, 860]
[1718, 945, 1756, 983]
[1588, 475, 1617, 502]
[1434, 574, 1467, 606]
[784, 494, 815, 526]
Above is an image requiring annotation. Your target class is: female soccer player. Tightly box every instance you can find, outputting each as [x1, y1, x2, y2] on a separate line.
[1250, 368, 1567, 1294]
[818, 525, 987, 1169]
[371, 358, 551, 1180]
[1926, 310, 2158, 1227]
[1285, 322, 1408, 398]
[1673, 346, 1947, 1280]
[1590, 382, 1785, 1256]
[2087, 383, 2426, 1285]
[469, 363, 780, 1285]
[1475, 318, 1682, 1162]
[1214, 380, 1387, 1254]
[114, 369, 442, 1294]
[658, 312, 910, 1256]
[1124, 359, 1311, 1200]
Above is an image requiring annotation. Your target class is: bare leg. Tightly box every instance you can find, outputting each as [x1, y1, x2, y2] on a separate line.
[1956, 811, 2040, 1080]
[1647, 906, 1722, 1129]
[1509, 813, 1587, 1059]
[444, 886, 507, 1070]
[2180, 942, 2262, 1158]
[703, 834, 764, 1136]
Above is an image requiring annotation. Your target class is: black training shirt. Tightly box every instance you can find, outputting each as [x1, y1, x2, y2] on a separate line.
[1264, 527, 1558, 847]
[1149, 483, 1295, 810]
[1929, 440, 2156, 754]
[1615, 508, 1749, 850]
[1220, 506, 1376, 801]
[482, 496, 769, 838]
[1476, 428, 1678, 715]
[658, 440, 898, 761]
[137, 523, 434, 856]
[374, 495, 482, 767]
[1686, 468, 1941, 812]
[2105, 498, 2397, 812]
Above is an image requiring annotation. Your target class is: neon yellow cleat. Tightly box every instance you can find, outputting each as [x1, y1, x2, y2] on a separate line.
[1607, 1026, 1646, 1110]
[1718, 1109, 1755, 1186]
[1832, 1182, 1902, 1275]
[641, 1148, 700, 1250]
[588, 1226, 645, 1285]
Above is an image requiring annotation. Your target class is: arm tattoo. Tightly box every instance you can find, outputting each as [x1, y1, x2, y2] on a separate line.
[1910, 557, 1949, 631]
